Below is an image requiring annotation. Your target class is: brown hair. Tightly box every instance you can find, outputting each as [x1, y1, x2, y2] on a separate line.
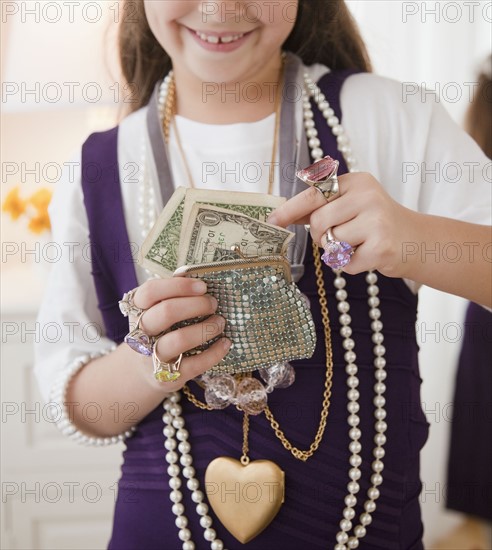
[118, 0, 372, 114]
[464, 62, 492, 158]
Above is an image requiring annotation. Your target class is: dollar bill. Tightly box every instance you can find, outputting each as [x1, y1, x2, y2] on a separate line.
[180, 188, 285, 227]
[139, 186, 187, 278]
[139, 187, 286, 277]
[178, 203, 294, 266]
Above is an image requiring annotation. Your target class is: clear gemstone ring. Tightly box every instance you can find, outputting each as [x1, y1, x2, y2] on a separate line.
[119, 287, 143, 318]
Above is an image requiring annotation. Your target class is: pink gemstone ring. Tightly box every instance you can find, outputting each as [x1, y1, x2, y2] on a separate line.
[321, 227, 355, 270]
[297, 155, 340, 203]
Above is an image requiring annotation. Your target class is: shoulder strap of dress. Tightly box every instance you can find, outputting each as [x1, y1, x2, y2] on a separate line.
[81, 127, 138, 343]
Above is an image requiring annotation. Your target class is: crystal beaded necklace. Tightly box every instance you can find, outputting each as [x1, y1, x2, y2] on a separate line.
[138, 66, 388, 550]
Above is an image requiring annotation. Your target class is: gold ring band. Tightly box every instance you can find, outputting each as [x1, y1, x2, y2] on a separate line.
[152, 344, 183, 383]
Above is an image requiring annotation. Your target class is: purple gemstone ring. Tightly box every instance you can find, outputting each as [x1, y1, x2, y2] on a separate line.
[124, 311, 154, 356]
[297, 155, 340, 203]
[321, 227, 355, 270]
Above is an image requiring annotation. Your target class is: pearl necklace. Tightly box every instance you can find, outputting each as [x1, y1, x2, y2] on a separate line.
[303, 75, 387, 550]
[138, 138, 156, 240]
[139, 69, 387, 550]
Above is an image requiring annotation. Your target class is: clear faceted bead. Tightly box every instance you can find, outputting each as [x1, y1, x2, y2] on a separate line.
[236, 377, 268, 415]
[204, 375, 237, 410]
[259, 362, 295, 390]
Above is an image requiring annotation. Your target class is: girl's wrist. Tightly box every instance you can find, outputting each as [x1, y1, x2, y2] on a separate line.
[50, 347, 137, 445]
[394, 207, 422, 280]
[119, 343, 167, 393]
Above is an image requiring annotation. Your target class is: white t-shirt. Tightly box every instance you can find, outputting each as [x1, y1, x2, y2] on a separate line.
[34, 70, 491, 402]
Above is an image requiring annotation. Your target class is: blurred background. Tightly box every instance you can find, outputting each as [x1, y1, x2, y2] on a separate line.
[1, 1, 491, 548]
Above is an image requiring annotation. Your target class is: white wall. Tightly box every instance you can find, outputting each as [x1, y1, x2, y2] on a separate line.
[347, 1, 491, 544]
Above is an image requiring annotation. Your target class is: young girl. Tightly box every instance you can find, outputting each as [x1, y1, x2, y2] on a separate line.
[35, 1, 491, 549]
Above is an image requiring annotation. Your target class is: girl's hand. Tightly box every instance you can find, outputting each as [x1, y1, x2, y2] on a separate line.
[268, 172, 417, 278]
[128, 278, 231, 391]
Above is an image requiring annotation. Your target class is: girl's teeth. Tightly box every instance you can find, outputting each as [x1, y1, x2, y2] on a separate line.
[196, 32, 244, 44]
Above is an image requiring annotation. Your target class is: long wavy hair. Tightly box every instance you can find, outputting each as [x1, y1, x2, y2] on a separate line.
[118, 0, 372, 114]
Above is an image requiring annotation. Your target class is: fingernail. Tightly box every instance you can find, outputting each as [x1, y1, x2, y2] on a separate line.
[223, 338, 232, 350]
[218, 315, 226, 326]
[267, 213, 278, 225]
[192, 281, 207, 294]
[209, 295, 218, 309]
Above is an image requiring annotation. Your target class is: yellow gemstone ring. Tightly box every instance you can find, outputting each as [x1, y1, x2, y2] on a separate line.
[152, 344, 183, 383]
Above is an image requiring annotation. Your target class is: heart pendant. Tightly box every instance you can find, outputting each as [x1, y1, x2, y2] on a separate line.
[205, 457, 285, 543]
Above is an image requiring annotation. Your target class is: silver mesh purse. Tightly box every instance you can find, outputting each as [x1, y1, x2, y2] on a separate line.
[173, 255, 316, 374]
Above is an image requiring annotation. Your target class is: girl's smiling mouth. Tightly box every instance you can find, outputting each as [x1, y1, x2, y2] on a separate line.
[185, 26, 255, 52]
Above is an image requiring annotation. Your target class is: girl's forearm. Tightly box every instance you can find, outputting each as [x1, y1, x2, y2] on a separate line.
[400, 211, 491, 307]
[65, 344, 168, 438]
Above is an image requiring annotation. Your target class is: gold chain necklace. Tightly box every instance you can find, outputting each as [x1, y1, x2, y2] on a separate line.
[162, 60, 284, 195]
[182, 238, 334, 463]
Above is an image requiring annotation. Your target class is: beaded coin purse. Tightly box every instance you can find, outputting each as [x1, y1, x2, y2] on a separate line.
[173, 254, 316, 374]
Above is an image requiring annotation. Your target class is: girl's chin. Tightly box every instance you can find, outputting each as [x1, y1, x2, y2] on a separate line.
[176, 51, 282, 87]
[177, 59, 258, 85]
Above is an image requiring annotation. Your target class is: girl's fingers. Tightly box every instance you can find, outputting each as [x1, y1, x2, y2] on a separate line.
[318, 218, 365, 249]
[154, 315, 226, 361]
[337, 241, 375, 276]
[138, 294, 218, 335]
[133, 278, 208, 310]
[309, 196, 359, 244]
[267, 173, 352, 228]
[267, 186, 330, 227]
[180, 337, 232, 381]
[152, 315, 231, 390]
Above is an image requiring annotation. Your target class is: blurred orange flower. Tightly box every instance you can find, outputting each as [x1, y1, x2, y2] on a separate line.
[2, 187, 26, 220]
[28, 212, 51, 234]
[29, 188, 52, 212]
[2, 186, 52, 233]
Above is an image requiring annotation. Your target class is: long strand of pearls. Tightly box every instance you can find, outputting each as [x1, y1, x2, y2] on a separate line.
[303, 73, 387, 550]
[137, 143, 158, 279]
[163, 392, 226, 550]
[147, 67, 388, 549]
[137, 72, 226, 548]
[137, 138, 156, 240]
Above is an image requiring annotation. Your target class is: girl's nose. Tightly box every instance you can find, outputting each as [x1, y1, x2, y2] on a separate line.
[198, 1, 246, 24]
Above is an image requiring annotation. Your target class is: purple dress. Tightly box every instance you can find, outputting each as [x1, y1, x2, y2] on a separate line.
[446, 302, 492, 521]
[81, 68, 427, 549]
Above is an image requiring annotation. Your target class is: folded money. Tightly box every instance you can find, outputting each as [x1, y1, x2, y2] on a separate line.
[138, 187, 287, 278]
[178, 203, 294, 266]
